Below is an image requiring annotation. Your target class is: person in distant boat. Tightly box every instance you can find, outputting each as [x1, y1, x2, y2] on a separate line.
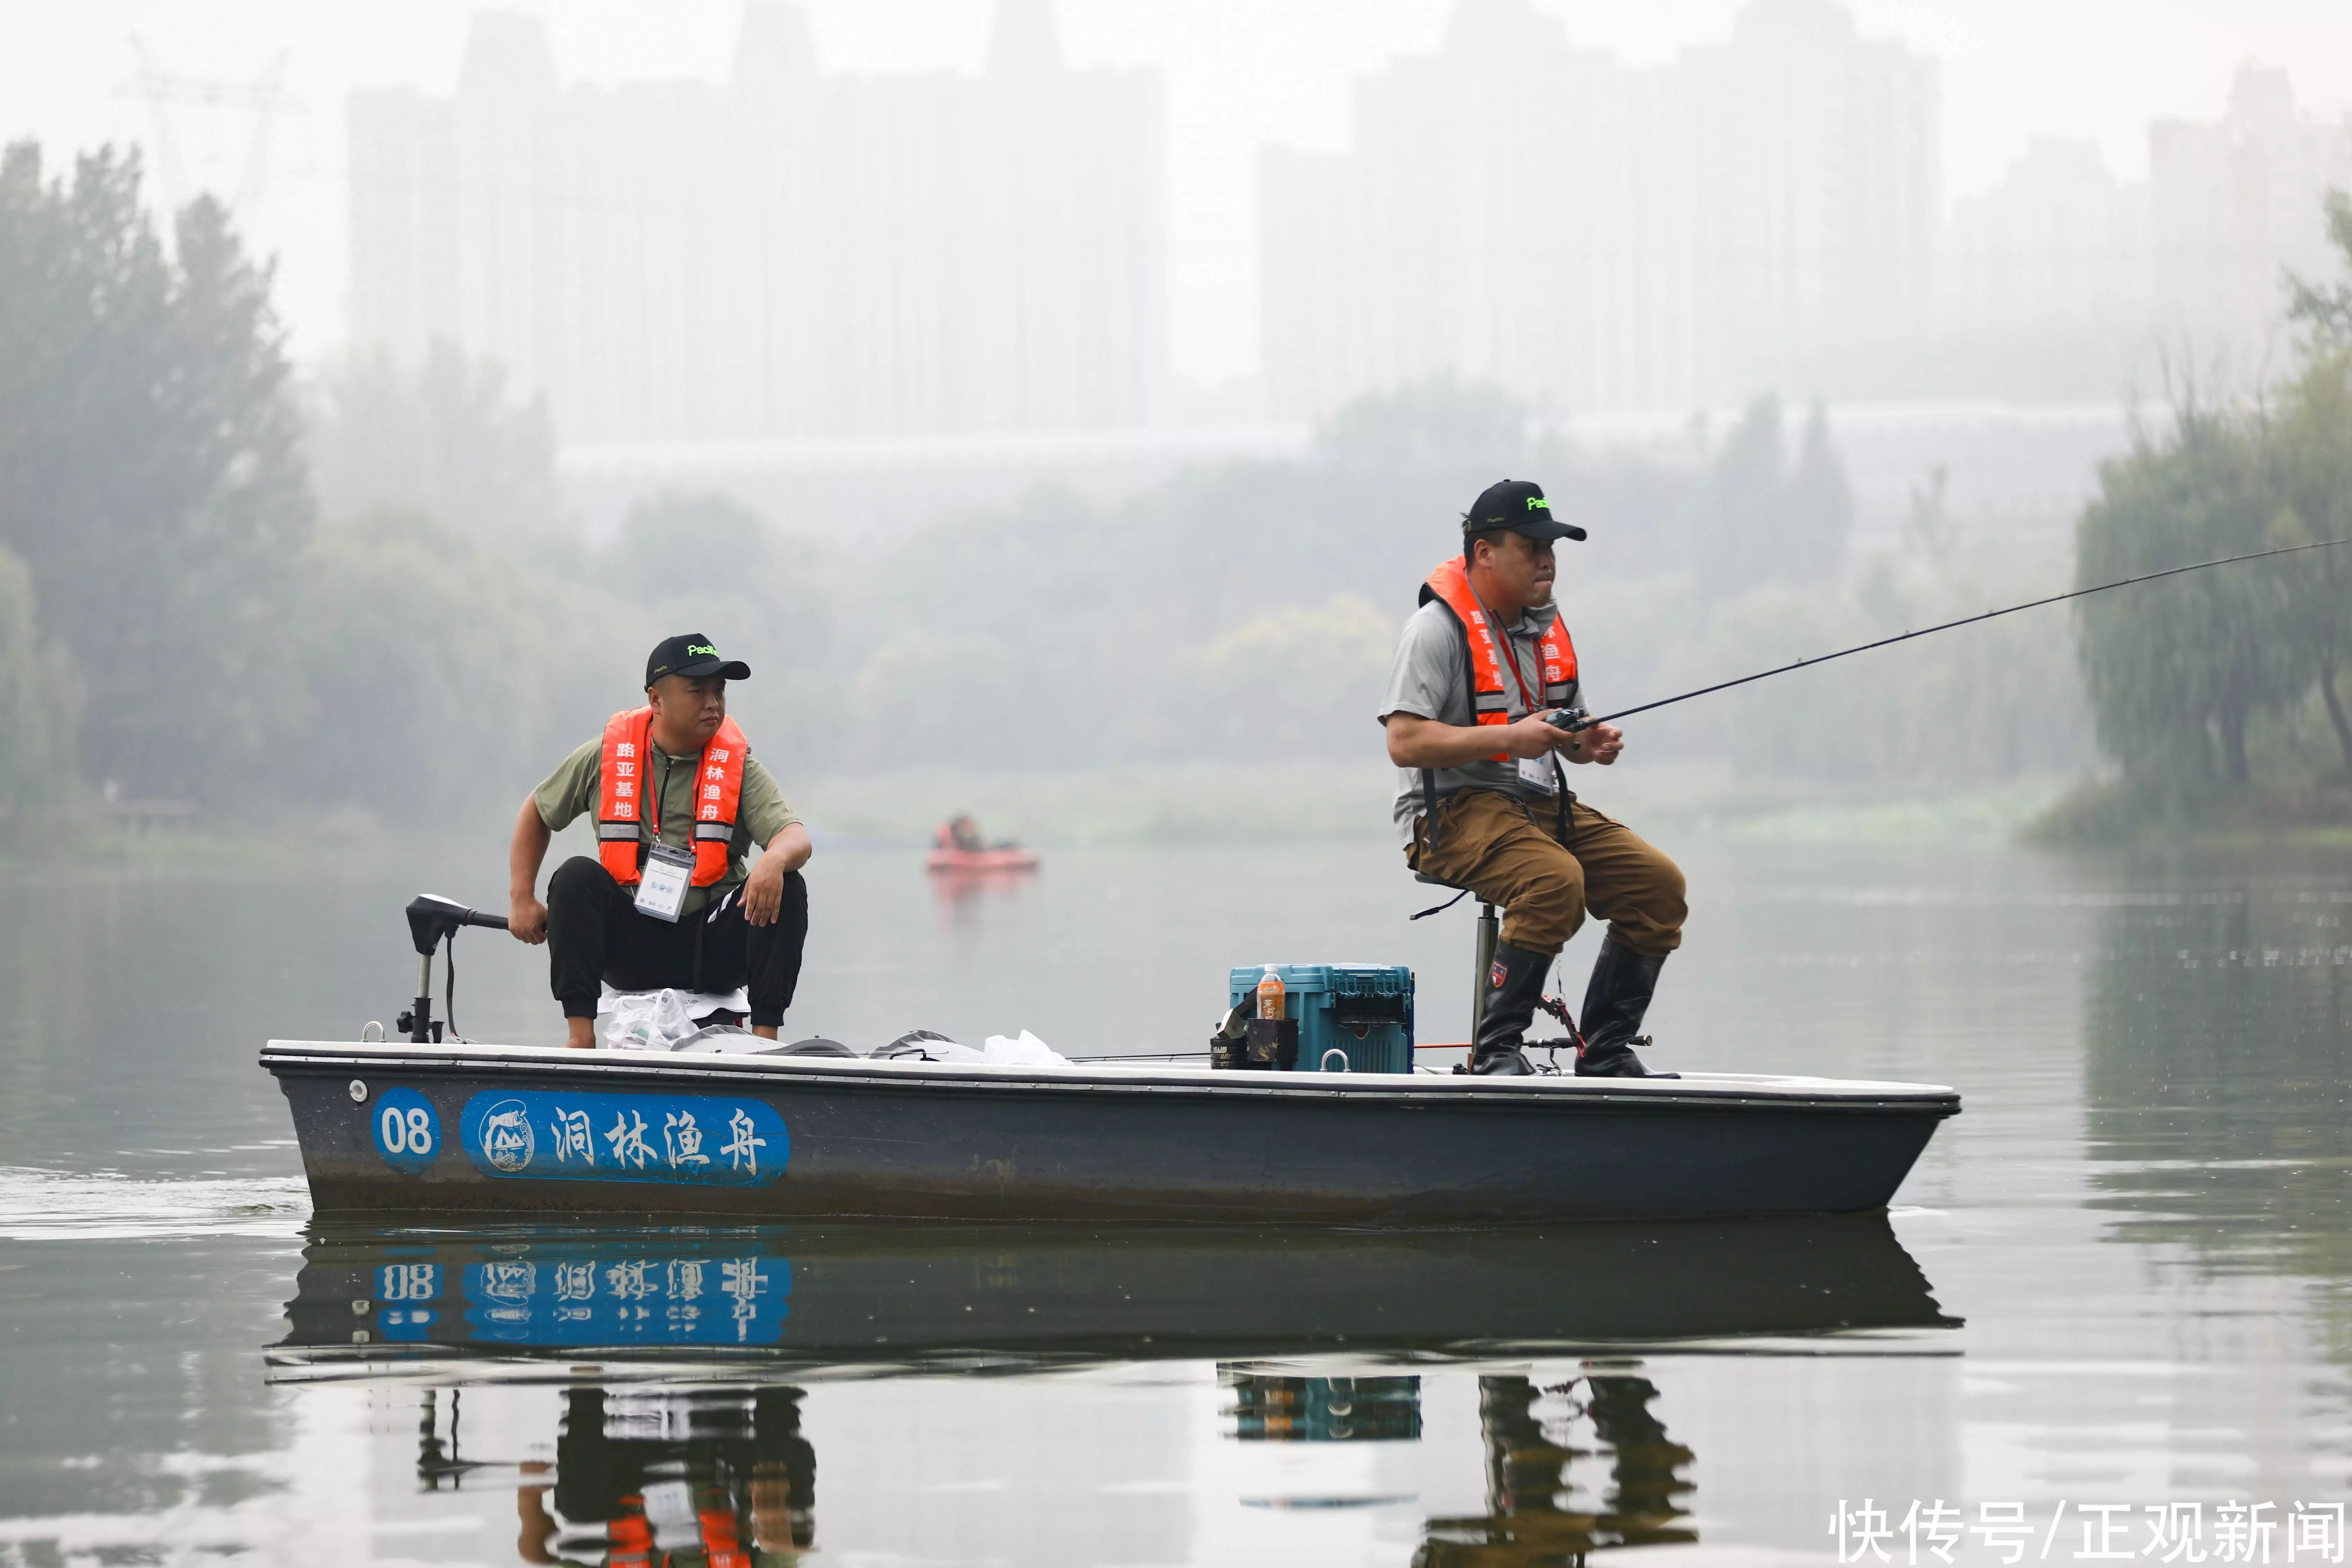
[1379, 481, 1687, 1077]
[507, 634, 813, 1048]
[937, 814, 986, 853]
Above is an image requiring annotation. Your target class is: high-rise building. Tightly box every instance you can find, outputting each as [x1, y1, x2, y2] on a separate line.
[1680, 0, 1938, 399]
[1944, 140, 2148, 336]
[1260, 0, 1935, 420]
[1932, 139, 2150, 397]
[1261, 1, 1691, 420]
[2150, 67, 2352, 382]
[347, 1, 1167, 441]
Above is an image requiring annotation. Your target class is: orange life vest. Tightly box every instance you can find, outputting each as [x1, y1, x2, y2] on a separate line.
[595, 707, 749, 888]
[695, 1492, 751, 1568]
[603, 1488, 751, 1568]
[1418, 556, 1579, 761]
[607, 1500, 654, 1568]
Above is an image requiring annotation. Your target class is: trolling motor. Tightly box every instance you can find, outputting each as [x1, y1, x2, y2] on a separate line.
[399, 894, 510, 1043]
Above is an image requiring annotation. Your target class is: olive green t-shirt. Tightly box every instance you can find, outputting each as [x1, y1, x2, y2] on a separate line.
[534, 736, 802, 917]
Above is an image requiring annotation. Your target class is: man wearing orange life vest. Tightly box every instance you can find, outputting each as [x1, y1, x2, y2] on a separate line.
[507, 634, 813, 1049]
[1380, 480, 1687, 1077]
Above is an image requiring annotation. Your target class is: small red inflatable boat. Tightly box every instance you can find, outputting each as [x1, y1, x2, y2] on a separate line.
[927, 816, 1038, 873]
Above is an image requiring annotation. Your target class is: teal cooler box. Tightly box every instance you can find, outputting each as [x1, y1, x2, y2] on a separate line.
[1228, 965, 1415, 1074]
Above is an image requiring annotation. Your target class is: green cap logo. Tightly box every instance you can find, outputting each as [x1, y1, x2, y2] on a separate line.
[1526, 497, 1549, 511]
[688, 643, 717, 657]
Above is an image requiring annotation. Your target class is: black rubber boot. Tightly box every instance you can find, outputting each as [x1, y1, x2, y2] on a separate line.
[1471, 941, 1553, 1075]
[1576, 936, 1679, 1078]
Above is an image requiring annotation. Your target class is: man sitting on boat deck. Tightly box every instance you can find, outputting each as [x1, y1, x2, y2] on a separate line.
[506, 634, 814, 1048]
[1380, 480, 1687, 1077]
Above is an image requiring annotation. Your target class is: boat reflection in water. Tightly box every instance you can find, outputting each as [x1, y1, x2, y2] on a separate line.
[513, 1387, 816, 1566]
[278, 1216, 1954, 1563]
[1216, 1368, 1694, 1561]
[1418, 1372, 1698, 1563]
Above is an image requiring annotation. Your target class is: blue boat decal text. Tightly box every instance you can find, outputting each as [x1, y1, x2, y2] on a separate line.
[371, 1088, 442, 1174]
[456, 1090, 788, 1185]
[462, 1254, 790, 1345]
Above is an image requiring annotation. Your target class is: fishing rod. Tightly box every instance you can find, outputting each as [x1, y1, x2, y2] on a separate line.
[1556, 536, 2352, 734]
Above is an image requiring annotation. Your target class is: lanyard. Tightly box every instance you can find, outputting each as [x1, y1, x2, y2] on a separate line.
[1472, 590, 1544, 714]
[646, 741, 704, 840]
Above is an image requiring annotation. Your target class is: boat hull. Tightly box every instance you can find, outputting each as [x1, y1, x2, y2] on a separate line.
[265, 1041, 1958, 1226]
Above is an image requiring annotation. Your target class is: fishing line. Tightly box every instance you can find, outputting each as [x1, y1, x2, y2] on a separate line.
[1563, 536, 2352, 732]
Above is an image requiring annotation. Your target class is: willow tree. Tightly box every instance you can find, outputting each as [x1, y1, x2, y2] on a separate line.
[2073, 189, 2352, 793]
[2073, 405, 2304, 787]
[2275, 192, 2352, 771]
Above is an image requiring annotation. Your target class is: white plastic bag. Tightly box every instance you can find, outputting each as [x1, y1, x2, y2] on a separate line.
[602, 988, 701, 1052]
[981, 1029, 1069, 1066]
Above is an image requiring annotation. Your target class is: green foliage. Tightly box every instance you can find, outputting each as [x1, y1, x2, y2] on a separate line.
[2074, 404, 2304, 786]
[1698, 579, 2075, 784]
[1686, 397, 1854, 603]
[0, 142, 308, 805]
[2286, 189, 2352, 348]
[2266, 350, 2352, 773]
[598, 490, 847, 778]
[0, 132, 2097, 841]
[825, 379, 2077, 788]
[2070, 187, 2352, 804]
[291, 508, 621, 825]
[1183, 596, 1398, 758]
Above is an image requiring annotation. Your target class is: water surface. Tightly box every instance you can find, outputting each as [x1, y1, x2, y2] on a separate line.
[2, 834, 2347, 1565]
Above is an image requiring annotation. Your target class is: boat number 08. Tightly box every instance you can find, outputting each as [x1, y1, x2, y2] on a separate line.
[381, 1104, 433, 1153]
[371, 1088, 442, 1174]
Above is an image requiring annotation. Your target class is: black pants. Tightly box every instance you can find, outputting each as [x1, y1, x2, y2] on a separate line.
[546, 856, 807, 1029]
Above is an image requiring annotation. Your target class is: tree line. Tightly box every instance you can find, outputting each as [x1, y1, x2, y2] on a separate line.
[4, 138, 2107, 850]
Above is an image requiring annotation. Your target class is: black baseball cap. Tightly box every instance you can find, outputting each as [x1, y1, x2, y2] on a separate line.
[1463, 479, 1586, 543]
[645, 634, 750, 687]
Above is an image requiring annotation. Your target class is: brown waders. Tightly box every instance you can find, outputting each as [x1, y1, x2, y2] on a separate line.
[1408, 788, 1686, 1074]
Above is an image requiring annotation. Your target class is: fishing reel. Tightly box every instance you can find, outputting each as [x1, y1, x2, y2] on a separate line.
[1546, 704, 1594, 734]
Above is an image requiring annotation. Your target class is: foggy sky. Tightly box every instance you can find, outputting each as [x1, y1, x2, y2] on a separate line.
[9, 0, 2351, 384]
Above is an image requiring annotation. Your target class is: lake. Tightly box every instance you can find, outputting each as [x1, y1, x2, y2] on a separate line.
[2, 830, 2348, 1566]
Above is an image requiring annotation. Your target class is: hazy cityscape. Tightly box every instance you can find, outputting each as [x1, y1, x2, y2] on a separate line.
[1, 0, 2348, 827]
[348, 0, 2352, 436]
[23, 0, 2347, 543]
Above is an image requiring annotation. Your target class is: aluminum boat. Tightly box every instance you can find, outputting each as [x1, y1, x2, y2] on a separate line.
[261, 1037, 1959, 1225]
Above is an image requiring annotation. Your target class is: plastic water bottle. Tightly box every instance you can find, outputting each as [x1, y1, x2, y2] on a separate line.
[1255, 965, 1286, 1020]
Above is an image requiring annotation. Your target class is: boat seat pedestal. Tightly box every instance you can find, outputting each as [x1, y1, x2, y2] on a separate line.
[1414, 872, 1499, 1041]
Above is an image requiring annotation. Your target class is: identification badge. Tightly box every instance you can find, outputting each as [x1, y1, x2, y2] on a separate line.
[1518, 753, 1560, 793]
[634, 843, 694, 923]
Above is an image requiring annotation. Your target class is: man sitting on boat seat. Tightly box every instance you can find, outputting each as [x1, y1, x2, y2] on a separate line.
[1379, 481, 1687, 1077]
[507, 634, 814, 1049]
